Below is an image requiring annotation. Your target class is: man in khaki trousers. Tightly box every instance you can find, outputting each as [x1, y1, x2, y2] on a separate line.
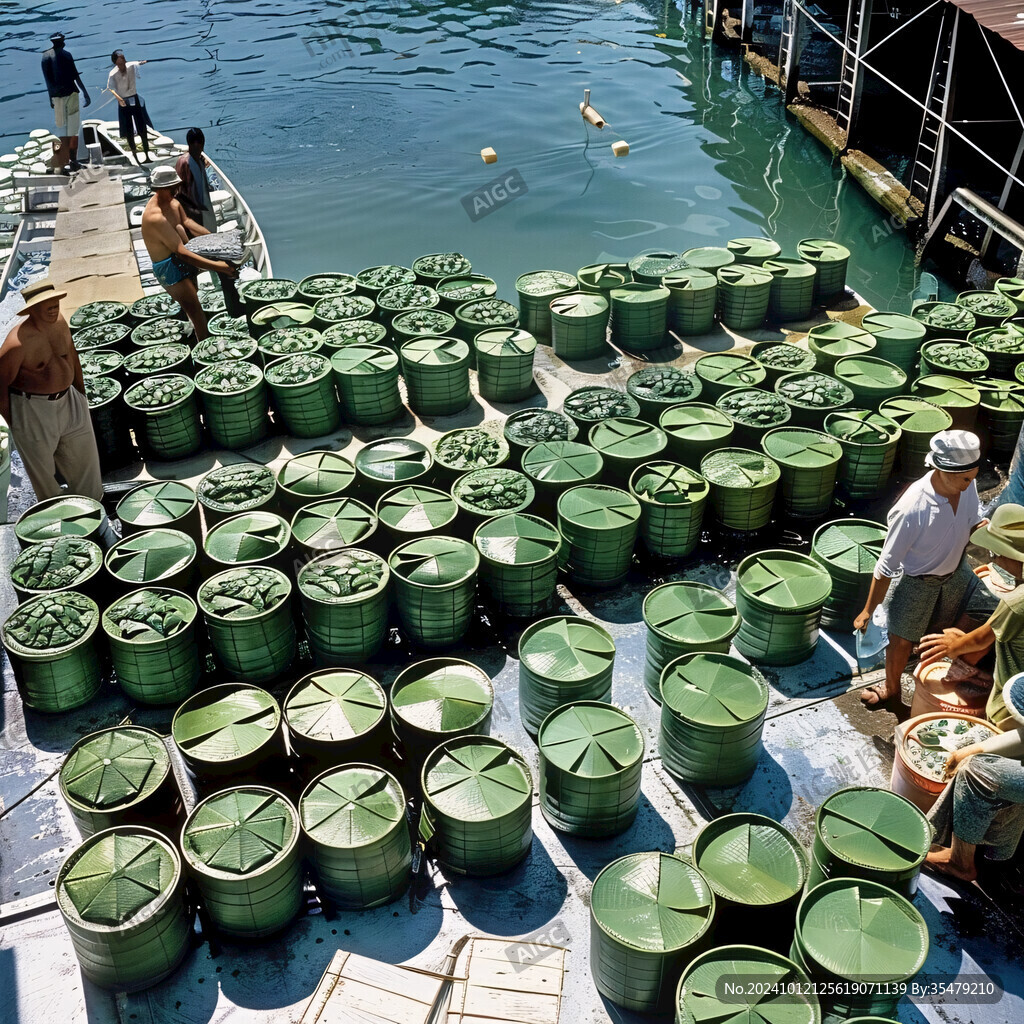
[0, 280, 104, 503]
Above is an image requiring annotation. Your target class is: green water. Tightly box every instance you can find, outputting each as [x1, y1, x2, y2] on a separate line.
[1, 0, 924, 310]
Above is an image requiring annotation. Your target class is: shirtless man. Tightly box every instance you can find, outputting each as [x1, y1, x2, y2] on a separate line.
[141, 165, 237, 341]
[0, 280, 103, 502]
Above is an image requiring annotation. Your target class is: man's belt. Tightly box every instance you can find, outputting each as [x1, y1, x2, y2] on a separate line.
[9, 386, 70, 401]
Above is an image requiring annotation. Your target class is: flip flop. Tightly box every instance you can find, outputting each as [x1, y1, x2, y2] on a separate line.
[859, 682, 897, 707]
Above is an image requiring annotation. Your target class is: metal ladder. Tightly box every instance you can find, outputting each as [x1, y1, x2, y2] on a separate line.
[777, 0, 797, 102]
[908, 4, 956, 221]
[835, 0, 866, 143]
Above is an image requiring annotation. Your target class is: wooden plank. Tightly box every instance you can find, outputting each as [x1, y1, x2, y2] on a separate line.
[299, 951, 350, 1024]
[340, 955, 443, 1005]
[463, 958, 564, 995]
[52, 206, 129, 241]
[49, 252, 137, 284]
[330, 978, 436, 1024]
[461, 985, 561, 1024]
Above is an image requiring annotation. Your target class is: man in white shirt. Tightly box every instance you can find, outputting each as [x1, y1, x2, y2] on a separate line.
[855, 430, 987, 706]
[107, 50, 151, 164]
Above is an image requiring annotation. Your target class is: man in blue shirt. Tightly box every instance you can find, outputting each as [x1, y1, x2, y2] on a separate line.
[40, 32, 90, 172]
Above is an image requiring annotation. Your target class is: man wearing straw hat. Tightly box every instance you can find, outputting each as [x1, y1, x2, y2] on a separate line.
[855, 430, 986, 707]
[0, 280, 103, 502]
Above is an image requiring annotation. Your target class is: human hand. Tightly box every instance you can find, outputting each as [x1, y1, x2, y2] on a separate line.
[943, 746, 974, 779]
[916, 628, 964, 666]
[853, 610, 870, 633]
[219, 262, 239, 279]
[117, 98, 125, 107]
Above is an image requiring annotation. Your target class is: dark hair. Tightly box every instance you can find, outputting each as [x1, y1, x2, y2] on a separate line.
[111, 49, 124, 64]
[186, 128, 205, 145]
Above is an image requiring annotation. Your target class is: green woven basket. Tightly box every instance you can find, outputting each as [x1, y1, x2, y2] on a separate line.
[420, 735, 533, 876]
[452, 467, 535, 526]
[811, 519, 887, 629]
[57, 827, 192, 992]
[377, 485, 458, 546]
[735, 550, 833, 665]
[728, 236, 781, 266]
[74, 320, 132, 353]
[400, 336, 473, 416]
[660, 403, 735, 468]
[878, 395, 953, 479]
[642, 580, 739, 701]
[85, 375, 136, 472]
[330, 344, 404, 424]
[60, 726, 182, 838]
[693, 352, 767, 402]
[969, 323, 1024, 377]
[432, 427, 509, 484]
[203, 510, 292, 574]
[388, 536, 479, 648]
[807, 321, 876, 372]
[518, 615, 615, 734]
[181, 786, 303, 938]
[909, 372, 981, 430]
[80, 348, 124, 378]
[979, 377, 1024, 458]
[760, 427, 842, 518]
[129, 316, 190, 348]
[297, 548, 391, 664]
[626, 367, 702, 422]
[130, 293, 183, 322]
[716, 387, 792, 449]
[663, 269, 717, 335]
[539, 701, 644, 837]
[116, 481, 200, 542]
[2, 591, 103, 712]
[284, 669, 388, 769]
[276, 450, 355, 514]
[576, 262, 632, 296]
[10, 536, 104, 604]
[521, 440, 604, 514]
[628, 251, 688, 283]
[195, 361, 269, 449]
[629, 460, 708, 558]
[191, 333, 259, 371]
[549, 293, 610, 360]
[15, 494, 106, 549]
[563, 386, 641, 432]
[556, 484, 641, 587]
[391, 308, 458, 349]
[390, 657, 494, 766]
[700, 448, 780, 532]
[453, 298, 520, 347]
[591, 852, 715, 1013]
[764, 258, 816, 322]
[860, 310, 927, 374]
[290, 496, 378, 557]
[172, 681, 285, 779]
[354, 437, 434, 497]
[919, 340, 989, 379]
[503, 408, 579, 463]
[300, 764, 413, 907]
[265, 352, 341, 437]
[356, 264, 416, 297]
[198, 567, 296, 682]
[239, 278, 298, 319]
[516, 269, 577, 339]
[775, 370, 854, 427]
[913, 300, 976, 340]
[750, 341, 817, 387]
[297, 272, 358, 303]
[833, 355, 907, 410]
[797, 238, 850, 303]
[823, 409, 901, 499]
[473, 512, 561, 617]
[588, 418, 668, 487]
[198, 464, 278, 528]
[413, 252, 471, 285]
[124, 374, 202, 460]
[956, 289, 1015, 327]
[716, 265, 772, 330]
[660, 651, 769, 784]
[682, 246, 735, 272]
[321, 317, 388, 350]
[436, 274, 497, 312]
[473, 328, 537, 402]
[609, 282, 670, 354]
[256, 326, 323, 365]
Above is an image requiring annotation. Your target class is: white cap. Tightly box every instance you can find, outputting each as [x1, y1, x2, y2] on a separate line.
[924, 429, 981, 472]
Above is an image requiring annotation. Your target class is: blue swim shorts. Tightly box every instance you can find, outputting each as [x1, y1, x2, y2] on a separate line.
[152, 255, 196, 288]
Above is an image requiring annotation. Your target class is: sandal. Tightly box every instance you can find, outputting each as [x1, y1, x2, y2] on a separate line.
[859, 682, 897, 707]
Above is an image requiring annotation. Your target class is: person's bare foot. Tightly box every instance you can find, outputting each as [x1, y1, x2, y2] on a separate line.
[860, 682, 898, 707]
[925, 847, 978, 882]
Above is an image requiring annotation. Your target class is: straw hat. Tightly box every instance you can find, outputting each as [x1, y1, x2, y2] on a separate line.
[972, 503, 1024, 561]
[17, 280, 68, 316]
[924, 429, 981, 471]
[150, 166, 182, 191]
[1001, 671, 1024, 726]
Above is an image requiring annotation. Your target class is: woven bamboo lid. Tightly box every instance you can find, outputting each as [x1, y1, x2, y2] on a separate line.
[16, 495, 105, 546]
[300, 764, 406, 847]
[389, 536, 479, 587]
[329, 343, 399, 375]
[557, 484, 641, 529]
[123, 373, 195, 410]
[628, 251, 689, 278]
[355, 438, 433, 485]
[717, 265, 773, 288]
[812, 520, 886, 575]
[285, 669, 386, 744]
[807, 321, 875, 355]
[204, 511, 291, 565]
[474, 326, 538, 356]
[11, 537, 103, 595]
[297, 549, 389, 603]
[519, 616, 615, 682]
[117, 481, 197, 530]
[660, 403, 734, 444]
[591, 852, 714, 951]
[737, 551, 833, 612]
[910, 373, 981, 407]
[549, 293, 608, 319]
[824, 410, 901, 445]
[663, 268, 717, 291]
[195, 360, 263, 394]
[105, 529, 195, 586]
[861, 310, 926, 342]
[522, 441, 604, 485]
[701, 448, 780, 488]
[833, 356, 907, 392]
[102, 588, 195, 644]
[3, 591, 99, 654]
[728, 237, 781, 263]
[61, 727, 170, 811]
[977, 377, 1024, 412]
[172, 683, 281, 767]
[474, 513, 561, 565]
[401, 336, 470, 365]
[276, 450, 355, 499]
[198, 464, 276, 516]
[422, 736, 531, 822]
[661, 653, 768, 726]
[694, 353, 766, 390]
[517, 269, 578, 296]
[815, 787, 931, 872]
[761, 428, 842, 468]
[504, 409, 578, 446]
[764, 256, 816, 280]
[643, 581, 739, 645]
[630, 461, 708, 505]
[58, 829, 179, 926]
[183, 787, 297, 875]
[377, 486, 457, 532]
[589, 418, 668, 461]
[539, 702, 643, 777]
[290, 497, 377, 550]
[198, 566, 291, 620]
[391, 659, 493, 735]
[878, 396, 952, 432]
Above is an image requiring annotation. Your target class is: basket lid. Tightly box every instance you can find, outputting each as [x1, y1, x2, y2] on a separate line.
[329, 343, 399, 375]
[589, 418, 667, 459]
[522, 440, 604, 484]
[539, 702, 643, 777]
[3, 591, 99, 653]
[204, 511, 291, 564]
[797, 877, 928, 979]
[516, 269, 578, 296]
[556, 485, 641, 528]
[322, 319, 388, 347]
[199, 567, 291, 619]
[977, 377, 1024, 412]
[388, 536, 479, 586]
[816, 787, 932, 870]
[763, 257, 816, 279]
[682, 246, 735, 270]
[285, 669, 386, 742]
[630, 461, 708, 505]
[413, 252, 471, 277]
[643, 581, 739, 645]
[105, 528, 196, 584]
[812, 520, 886, 574]
[277, 450, 355, 497]
[16, 495, 104, 544]
[474, 326, 538, 355]
[727, 237, 781, 260]
[300, 765, 406, 847]
[694, 353, 765, 388]
[700, 449, 780, 487]
[183, 788, 296, 874]
[797, 238, 851, 261]
[520, 616, 615, 680]
[738, 550, 833, 611]
[377, 486, 456, 531]
[401, 336, 469, 365]
[117, 481, 196, 527]
[609, 282, 671, 303]
[61, 727, 169, 810]
[775, 372, 854, 409]
[102, 588, 196, 642]
[434, 428, 508, 472]
[85, 375, 122, 407]
[591, 852, 714, 951]
[298, 548, 389, 603]
[449, 468, 532, 522]
[693, 814, 806, 905]
[878, 396, 952, 432]
[548, 293, 609, 319]
[833, 356, 907, 389]
[824, 410, 901, 445]
[195, 360, 263, 393]
[11, 537, 103, 592]
[59, 830, 178, 926]
[860, 310, 927, 341]
[291, 497, 377, 548]
[172, 684, 281, 764]
[717, 265, 773, 287]
[504, 408, 578, 445]
[761, 428, 842, 468]
[392, 659, 493, 733]
[627, 251, 689, 277]
[662, 268, 717, 290]
[422, 736, 531, 821]
[124, 373, 195, 409]
[474, 513, 561, 565]
[659, 403, 734, 442]
[355, 438, 432, 483]
[910, 374, 981, 406]
[627, 367, 702, 405]
[198, 464, 276, 512]
[661, 653, 768, 726]
[264, 351, 332, 385]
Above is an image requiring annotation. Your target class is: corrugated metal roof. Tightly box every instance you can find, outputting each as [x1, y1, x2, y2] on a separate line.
[952, 0, 1024, 50]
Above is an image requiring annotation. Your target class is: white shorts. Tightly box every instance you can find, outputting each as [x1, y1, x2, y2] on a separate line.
[54, 93, 81, 137]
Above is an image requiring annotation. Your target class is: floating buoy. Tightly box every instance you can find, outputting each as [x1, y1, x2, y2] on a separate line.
[580, 88, 606, 129]
[612, 140, 629, 157]
[480, 147, 497, 164]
